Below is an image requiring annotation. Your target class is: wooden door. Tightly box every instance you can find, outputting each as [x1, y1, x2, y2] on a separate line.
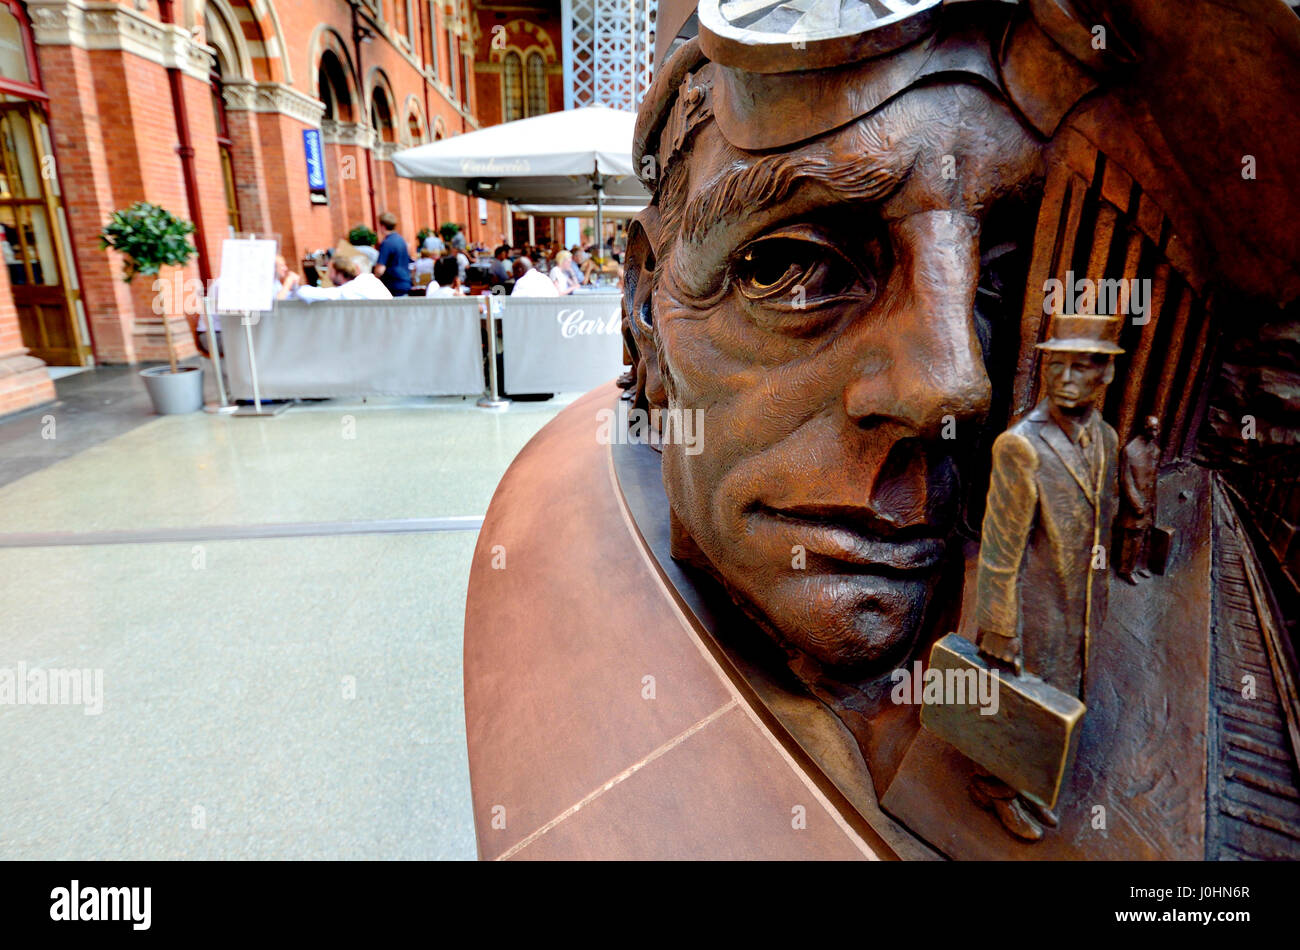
[0, 102, 85, 365]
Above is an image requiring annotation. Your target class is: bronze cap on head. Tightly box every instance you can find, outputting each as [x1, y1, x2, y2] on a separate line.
[1036, 314, 1125, 355]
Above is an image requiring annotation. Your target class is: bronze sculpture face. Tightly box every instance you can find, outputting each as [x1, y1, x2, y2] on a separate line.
[649, 79, 1040, 670]
[1041, 352, 1113, 414]
[582, 0, 1300, 859]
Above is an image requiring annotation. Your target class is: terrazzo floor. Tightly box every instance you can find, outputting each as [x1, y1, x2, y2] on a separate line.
[0, 374, 570, 859]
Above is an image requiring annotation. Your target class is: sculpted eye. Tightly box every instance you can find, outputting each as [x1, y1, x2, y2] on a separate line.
[734, 230, 874, 306]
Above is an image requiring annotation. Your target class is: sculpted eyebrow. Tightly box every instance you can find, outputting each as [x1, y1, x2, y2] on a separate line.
[679, 152, 903, 245]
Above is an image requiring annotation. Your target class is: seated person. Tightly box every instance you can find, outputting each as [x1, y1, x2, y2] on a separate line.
[564, 251, 584, 287]
[510, 256, 559, 297]
[355, 241, 379, 269]
[427, 255, 464, 297]
[275, 255, 300, 299]
[488, 246, 512, 285]
[291, 255, 392, 301]
[571, 244, 589, 272]
[412, 249, 436, 288]
[549, 250, 579, 296]
[333, 241, 373, 273]
[198, 256, 300, 356]
[449, 248, 470, 283]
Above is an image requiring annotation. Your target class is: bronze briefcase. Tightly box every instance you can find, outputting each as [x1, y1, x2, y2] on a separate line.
[919, 633, 1086, 808]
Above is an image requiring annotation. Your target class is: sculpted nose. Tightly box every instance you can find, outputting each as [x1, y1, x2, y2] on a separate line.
[841, 211, 991, 441]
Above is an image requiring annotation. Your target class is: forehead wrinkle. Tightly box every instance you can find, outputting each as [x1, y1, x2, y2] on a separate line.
[678, 129, 907, 246]
[669, 82, 1012, 249]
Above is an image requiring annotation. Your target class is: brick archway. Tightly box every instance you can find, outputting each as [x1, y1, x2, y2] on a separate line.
[197, 0, 290, 84]
[309, 25, 359, 117]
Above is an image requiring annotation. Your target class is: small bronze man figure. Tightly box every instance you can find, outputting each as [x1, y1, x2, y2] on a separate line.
[971, 314, 1124, 841]
[1117, 416, 1162, 584]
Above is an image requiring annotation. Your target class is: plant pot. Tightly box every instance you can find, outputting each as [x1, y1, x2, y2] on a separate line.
[140, 365, 204, 415]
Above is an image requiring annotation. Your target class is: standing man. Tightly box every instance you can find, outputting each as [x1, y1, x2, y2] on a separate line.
[971, 314, 1124, 841]
[374, 212, 412, 297]
[1117, 416, 1162, 584]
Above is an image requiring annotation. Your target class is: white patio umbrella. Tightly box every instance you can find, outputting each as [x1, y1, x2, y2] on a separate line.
[392, 106, 647, 251]
[514, 203, 646, 219]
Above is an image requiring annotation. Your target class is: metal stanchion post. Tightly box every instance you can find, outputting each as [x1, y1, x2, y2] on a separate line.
[202, 295, 236, 414]
[233, 308, 288, 417]
[477, 295, 510, 410]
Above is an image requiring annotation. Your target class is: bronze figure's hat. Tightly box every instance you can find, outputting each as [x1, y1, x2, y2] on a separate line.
[1036, 314, 1125, 355]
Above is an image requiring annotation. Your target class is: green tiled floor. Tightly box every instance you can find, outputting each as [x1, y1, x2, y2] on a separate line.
[0, 398, 569, 859]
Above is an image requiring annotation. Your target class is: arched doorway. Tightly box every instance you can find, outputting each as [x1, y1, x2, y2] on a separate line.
[0, 0, 88, 365]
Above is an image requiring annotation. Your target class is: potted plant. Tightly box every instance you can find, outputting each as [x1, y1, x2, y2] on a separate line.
[439, 222, 462, 244]
[100, 201, 203, 415]
[348, 224, 378, 249]
[416, 227, 433, 248]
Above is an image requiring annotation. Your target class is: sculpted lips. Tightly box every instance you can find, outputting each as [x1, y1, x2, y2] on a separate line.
[751, 503, 946, 574]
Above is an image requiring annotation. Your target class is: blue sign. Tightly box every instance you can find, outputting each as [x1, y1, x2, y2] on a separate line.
[303, 128, 328, 203]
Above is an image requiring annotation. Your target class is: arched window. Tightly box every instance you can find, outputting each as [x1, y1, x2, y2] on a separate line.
[0, 1, 38, 91]
[502, 52, 523, 122]
[210, 65, 241, 234]
[318, 50, 352, 122]
[525, 52, 546, 116]
[370, 84, 396, 142]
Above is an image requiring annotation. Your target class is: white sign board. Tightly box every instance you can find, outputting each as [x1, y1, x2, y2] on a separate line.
[216, 238, 279, 314]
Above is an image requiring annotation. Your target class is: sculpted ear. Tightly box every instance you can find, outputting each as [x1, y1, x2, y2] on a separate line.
[622, 207, 668, 410]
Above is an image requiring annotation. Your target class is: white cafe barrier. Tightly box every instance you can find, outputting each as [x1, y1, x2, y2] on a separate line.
[500, 294, 623, 394]
[224, 298, 486, 399]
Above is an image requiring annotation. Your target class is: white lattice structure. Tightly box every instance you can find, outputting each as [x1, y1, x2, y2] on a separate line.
[561, 0, 657, 111]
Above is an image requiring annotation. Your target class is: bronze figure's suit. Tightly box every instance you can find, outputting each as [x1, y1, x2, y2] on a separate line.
[976, 400, 1118, 698]
[1117, 431, 1161, 577]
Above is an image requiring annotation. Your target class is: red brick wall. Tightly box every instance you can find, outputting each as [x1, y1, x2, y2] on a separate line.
[37, 43, 139, 364]
[254, 110, 329, 269]
[8, 0, 538, 387]
[323, 141, 369, 247]
[226, 109, 273, 235]
[92, 49, 199, 363]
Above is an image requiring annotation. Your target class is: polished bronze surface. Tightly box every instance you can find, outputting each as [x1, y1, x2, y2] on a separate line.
[1117, 416, 1163, 583]
[464, 385, 879, 860]
[466, 0, 1300, 859]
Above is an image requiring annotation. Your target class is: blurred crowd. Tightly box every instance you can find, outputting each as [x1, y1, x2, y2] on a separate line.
[195, 212, 626, 357]
[295, 211, 627, 302]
